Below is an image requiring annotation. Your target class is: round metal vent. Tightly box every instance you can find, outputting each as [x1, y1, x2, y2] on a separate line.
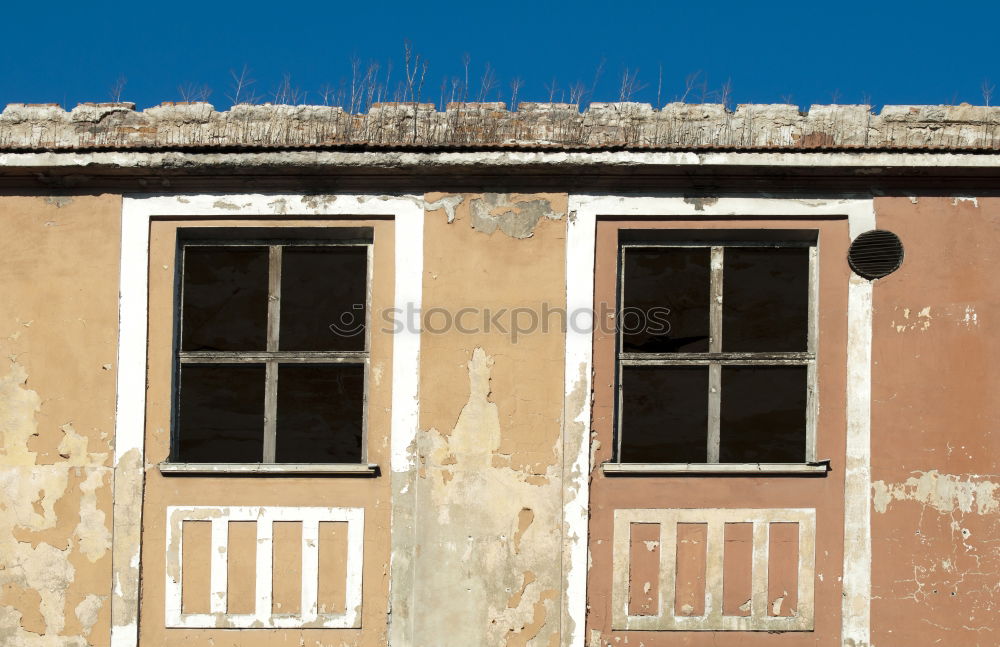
[848, 230, 904, 279]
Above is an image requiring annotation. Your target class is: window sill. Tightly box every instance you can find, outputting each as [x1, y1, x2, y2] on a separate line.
[601, 461, 830, 475]
[157, 462, 379, 476]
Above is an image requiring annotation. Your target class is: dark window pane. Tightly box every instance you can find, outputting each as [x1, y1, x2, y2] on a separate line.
[620, 366, 708, 463]
[181, 246, 269, 351]
[719, 366, 807, 462]
[621, 248, 710, 353]
[280, 246, 368, 352]
[177, 364, 265, 462]
[722, 247, 809, 352]
[275, 364, 365, 463]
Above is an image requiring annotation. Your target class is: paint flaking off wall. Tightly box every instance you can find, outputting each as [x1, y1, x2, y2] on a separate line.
[873, 470, 1000, 514]
[0, 358, 112, 645]
[415, 348, 562, 646]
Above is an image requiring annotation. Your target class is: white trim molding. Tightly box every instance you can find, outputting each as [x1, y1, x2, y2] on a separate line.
[9, 149, 1000, 172]
[602, 462, 829, 475]
[563, 194, 875, 646]
[611, 507, 816, 632]
[157, 462, 380, 475]
[110, 193, 423, 647]
[843, 205, 876, 647]
[164, 506, 364, 629]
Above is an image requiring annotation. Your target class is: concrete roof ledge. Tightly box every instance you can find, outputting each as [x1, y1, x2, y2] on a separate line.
[881, 104, 1000, 124]
[446, 102, 507, 112]
[589, 102, 655, 114]
[143, 101, 216, 124]
[227, 103, 347, 122]
[659, 102, 729, 119]
[1, 101, 999, 151]
[733, 104, 803, 121]
[369, 102, 440, 117]
[69, 102, 138, 123]
[2, 103, 68, 124]
[516, 102, 576, 113]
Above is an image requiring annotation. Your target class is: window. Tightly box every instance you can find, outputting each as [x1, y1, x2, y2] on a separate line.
[612, 230, 818, 468]
[171, 228, 372, 465]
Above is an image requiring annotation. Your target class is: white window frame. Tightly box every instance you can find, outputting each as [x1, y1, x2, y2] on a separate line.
[562, 194, 876, 647]
[607, 237, 821, 473]
[164, 234, 376, 473]
[109, 193, 423, 647]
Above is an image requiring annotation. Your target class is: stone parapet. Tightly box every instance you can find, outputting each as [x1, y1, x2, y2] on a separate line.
[2, 101, 1000, 151]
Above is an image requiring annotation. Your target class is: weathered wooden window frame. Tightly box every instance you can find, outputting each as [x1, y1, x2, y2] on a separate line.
[161, 233, 377, 475]
[604, 237, 825, 475]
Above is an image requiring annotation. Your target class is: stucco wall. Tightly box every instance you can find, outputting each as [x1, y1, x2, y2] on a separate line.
[0, 195, 121, 646]
[403, 193, 568, 646]
[870, 197, 1000, 646]
[2, 187, 999, 647]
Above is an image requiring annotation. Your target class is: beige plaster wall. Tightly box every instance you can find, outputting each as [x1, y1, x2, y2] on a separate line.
[404, 193, 568, 647]
[0, 195, 121, 646]
[4, 188, 1000, 647]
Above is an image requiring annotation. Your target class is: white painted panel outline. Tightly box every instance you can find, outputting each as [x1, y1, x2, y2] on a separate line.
[563, 195, 874, 646]
[110, 193, 423, 647]
[165, 506, 364, 628]
[611, 508, 816, 631]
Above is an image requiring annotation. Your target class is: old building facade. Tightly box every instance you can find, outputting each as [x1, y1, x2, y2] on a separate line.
[0, 101, 998, 647]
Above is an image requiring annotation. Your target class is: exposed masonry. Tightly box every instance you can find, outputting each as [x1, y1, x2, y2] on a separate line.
[6, 101, 1000, 151]
[468, 194, 563, 239]
[413, 348, 564, 646]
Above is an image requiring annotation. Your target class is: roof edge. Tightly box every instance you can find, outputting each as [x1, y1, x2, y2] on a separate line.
[3, 101, 1000, 152]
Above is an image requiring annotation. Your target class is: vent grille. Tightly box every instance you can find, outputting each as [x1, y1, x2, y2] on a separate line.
[848, 230, 903, 279]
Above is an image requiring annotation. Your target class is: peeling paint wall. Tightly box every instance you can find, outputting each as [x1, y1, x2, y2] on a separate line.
[871, 197, 1000, 646]
[405, 193, 567, 646]
[0, 195, 120, 646]
[2, 178, 1000, 647]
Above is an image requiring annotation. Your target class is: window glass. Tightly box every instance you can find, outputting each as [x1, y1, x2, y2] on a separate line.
[620, 365, 708, 463]
[616, 237, 815, 466]
[181, 246, 269, 351]
[275, 364, 365, 463]
[280, 246, 368, 352]
[722, 247, 808, 352]
[174, 239, 371, 465]
[719, 366, 807, 462]
[622, 248, 710, 353]
[176, 364, 266, 462]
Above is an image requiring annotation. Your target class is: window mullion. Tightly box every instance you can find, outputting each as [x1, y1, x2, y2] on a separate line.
[707, 362, 721, 462]
[806, 244, 819, 462]
[267, 245, 282, 352]
[710, 246, 723, 353]
[263, 246, 282, 462]
[616, 244, 627, 464]
[707, 247, 724, 462]
[263, 360, 278, 462]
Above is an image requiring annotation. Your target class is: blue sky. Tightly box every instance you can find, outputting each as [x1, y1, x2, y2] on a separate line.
[1, 0, 995, 111]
